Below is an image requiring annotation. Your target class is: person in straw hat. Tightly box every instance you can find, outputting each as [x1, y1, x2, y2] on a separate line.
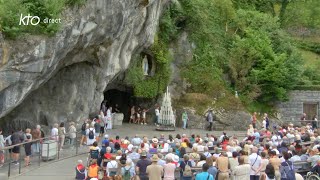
[146, 154, 164, 180]
[136, 151, 151, 180]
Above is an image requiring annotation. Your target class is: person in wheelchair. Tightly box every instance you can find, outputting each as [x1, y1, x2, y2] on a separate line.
[310, 160, 320, 176]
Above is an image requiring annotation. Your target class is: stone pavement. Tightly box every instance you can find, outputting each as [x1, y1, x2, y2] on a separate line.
[7, 124, 244, 179]
[11, 154, 88, 180]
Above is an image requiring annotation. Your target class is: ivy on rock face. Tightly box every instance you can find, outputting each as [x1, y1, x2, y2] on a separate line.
[125, 36, 172, 98]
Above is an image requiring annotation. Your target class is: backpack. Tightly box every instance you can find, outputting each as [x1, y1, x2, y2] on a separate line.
[284, 162, 296, 180]
[183, 161, 192, 177]
[123, 167, 131, 180]
[81, 123, 86, 131]
[90, 149, 99, 159]
[88, 129, 94, 139]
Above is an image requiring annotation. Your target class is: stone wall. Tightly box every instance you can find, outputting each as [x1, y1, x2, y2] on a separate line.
[0, 0, 168, 130]
[277, 90, 320, 122]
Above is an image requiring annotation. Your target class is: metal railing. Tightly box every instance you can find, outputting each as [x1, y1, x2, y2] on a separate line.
[0, 131, 88, 178]
[283, 120, 320, 128]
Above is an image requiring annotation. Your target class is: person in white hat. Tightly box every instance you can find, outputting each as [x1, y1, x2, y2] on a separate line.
[146, 154, 163, 180]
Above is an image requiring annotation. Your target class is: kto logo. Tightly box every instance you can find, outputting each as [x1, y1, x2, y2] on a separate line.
[19, 14, 40, 25]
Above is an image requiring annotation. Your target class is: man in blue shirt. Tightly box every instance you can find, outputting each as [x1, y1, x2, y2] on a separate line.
[196, 163, 214, 180]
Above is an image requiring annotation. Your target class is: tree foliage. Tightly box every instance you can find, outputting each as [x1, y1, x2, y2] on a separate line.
[229, 10, 302, 102]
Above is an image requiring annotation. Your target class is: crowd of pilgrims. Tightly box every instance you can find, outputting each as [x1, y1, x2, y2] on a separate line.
[75, 122, 320, 180]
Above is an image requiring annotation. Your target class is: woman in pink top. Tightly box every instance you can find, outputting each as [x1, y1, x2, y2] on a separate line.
[163, 157, 176, 180]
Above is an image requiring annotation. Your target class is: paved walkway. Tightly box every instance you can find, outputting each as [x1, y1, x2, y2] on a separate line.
[11, 154, 88, 180]
[6, 124, 244, 179]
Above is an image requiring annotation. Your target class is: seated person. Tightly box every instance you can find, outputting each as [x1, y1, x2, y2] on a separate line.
[311, 159, 320, 175]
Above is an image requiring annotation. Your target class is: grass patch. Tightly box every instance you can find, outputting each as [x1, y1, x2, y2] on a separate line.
[175, 93, 213, 115]
[175, 91, 243, 116]
[299, 48, 320, 68]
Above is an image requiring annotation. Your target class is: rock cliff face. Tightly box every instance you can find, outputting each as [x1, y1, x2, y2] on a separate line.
[0, 0, 167, 129]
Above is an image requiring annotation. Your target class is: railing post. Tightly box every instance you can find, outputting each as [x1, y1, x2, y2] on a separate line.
[76, 132, 78, 155]
[47, 143, 49, 161]
[7, 149, 11, 178]
[18, 145, 22, 174]
[38, 139, 41, 166]
[57, 136, 60, 160]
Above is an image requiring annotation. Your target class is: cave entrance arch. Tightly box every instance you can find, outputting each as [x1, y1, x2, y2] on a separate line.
[103, 86, 134, 123]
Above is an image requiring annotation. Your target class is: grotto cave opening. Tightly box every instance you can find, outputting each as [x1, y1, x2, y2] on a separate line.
[103, 86, 134, 123]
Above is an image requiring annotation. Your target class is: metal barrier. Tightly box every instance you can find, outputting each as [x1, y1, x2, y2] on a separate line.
[282, 120, 320, 127]
[0, 131, 88, 178]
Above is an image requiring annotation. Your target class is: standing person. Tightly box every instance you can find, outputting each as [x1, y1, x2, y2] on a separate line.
[233, 156, 251, 180]
[280, 152, 296, 180]
[100, 111, 106, 136]
[11, 128, 25, 165]
[24, 129, 32, 167]
[249, 147, 262, 180]
[269, 150, 281, 180]
[301, 113, 307, 126]
[229, 152, 239, 180]
[94, 117, 101, 142]
[163, 156, 176, 180]
[141, 108, 148, 125]
[86, 124, 96, 146]
[135, 107, 141, 124]
[136, 151, 152, 180]
[106, 107, 113, 129]
[195, 163, 214, 180]
[259, 152, 269, 179]
[265, 113, 270, 129]
[130, 106, 135, 124]
[80, 120, 88, 146]
[182, 110, 188, 130]
[31, 125, 41, 154]
[146, 154, 164, 180]
[101, 101, 107, 114]
[207, 110, 214, 131]
[75, 160, 86, 180]
[312, 114, 318, 129]
[216, 152, 229, 180]
[68, 122, 77, 147]
[262, 117, 267, 130]
[87, 159, 99, 179]
[0, 128, 5, 167]
[154, 105, 160, 125]
[58, 122, 66, 151]
[51, 123, 59, 141]
[251, 112, 257, 128]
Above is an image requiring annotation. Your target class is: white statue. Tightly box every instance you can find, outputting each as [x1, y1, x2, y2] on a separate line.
[235, 91, 238, 98]
[142, 55, 149, 75]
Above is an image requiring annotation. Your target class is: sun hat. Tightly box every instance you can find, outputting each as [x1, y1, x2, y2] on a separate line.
[152, 138, 159, 143]
[173, 155, 179, 163]
[151, 154, 159, 162]
[141, 151, 147, 157]
[127, 144, 133, 151]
